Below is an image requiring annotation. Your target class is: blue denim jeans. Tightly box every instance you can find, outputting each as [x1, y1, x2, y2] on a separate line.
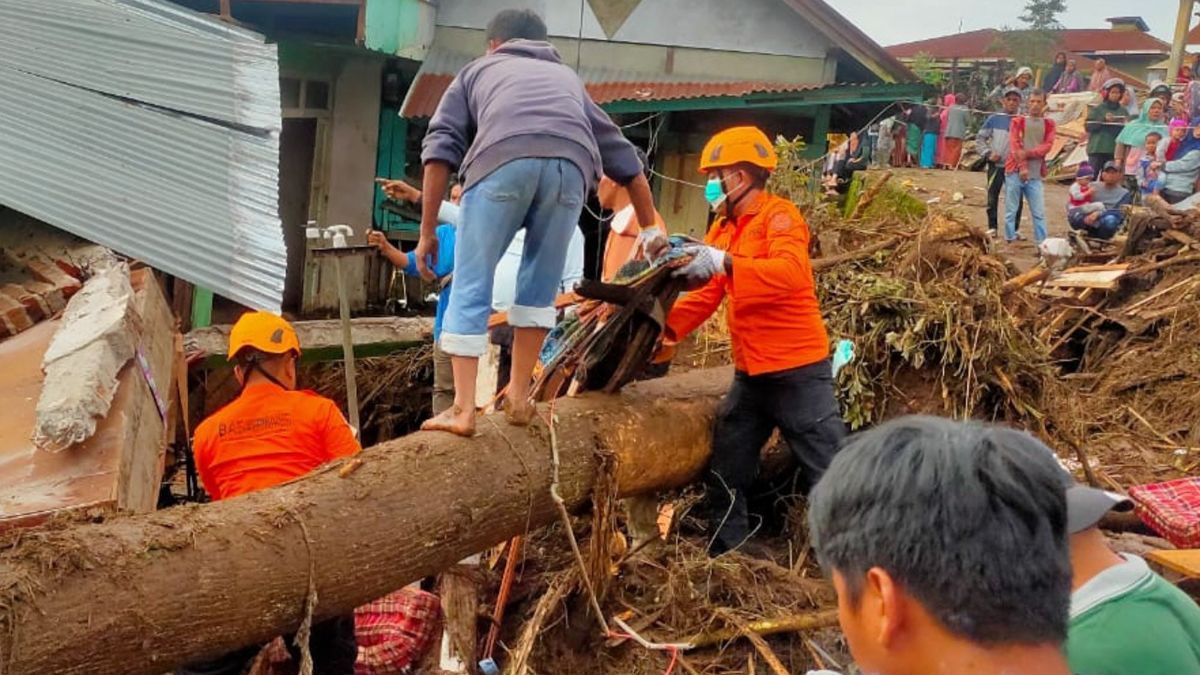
[441, 157, 585, 357]
[1068, 207, 1124, 240]
[1004, 173, 1047, 244]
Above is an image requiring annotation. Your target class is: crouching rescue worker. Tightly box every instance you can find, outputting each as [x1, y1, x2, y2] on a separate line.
[657, 126, 847, 557]
[178, 311, 360, 675]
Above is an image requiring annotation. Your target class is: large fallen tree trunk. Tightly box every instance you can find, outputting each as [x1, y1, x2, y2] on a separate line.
[0, 367, 731, 675]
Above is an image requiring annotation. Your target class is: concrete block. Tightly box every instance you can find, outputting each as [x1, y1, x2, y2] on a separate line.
[33, 264, 137, 452]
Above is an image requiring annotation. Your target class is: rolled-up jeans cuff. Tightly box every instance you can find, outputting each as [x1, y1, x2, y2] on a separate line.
[508, 304, 556, 329]
[440, 332, 489, 357]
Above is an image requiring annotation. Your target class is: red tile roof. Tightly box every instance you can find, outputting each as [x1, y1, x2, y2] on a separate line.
[400, 73, 827, 119]
[888, 28, 1169, 60]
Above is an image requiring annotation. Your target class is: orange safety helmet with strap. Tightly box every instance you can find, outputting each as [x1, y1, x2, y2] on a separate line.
[227, 311, 301, 359]
[699, 126, 778, 173]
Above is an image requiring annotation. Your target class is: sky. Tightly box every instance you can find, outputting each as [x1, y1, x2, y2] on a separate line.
[823, 0, 1181, 47]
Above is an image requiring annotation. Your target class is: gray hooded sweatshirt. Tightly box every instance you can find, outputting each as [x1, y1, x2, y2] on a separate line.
[421, 40, 642, 191]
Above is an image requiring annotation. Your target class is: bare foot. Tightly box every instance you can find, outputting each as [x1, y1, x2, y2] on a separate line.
[421, 405, 476, 437]
[504, 398, 536, 427]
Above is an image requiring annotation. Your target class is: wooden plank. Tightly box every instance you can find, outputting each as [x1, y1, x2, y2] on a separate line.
[1061, 263, 1131, 274]
[115, 269, 177, 514]
[1146, 549, 1200, 578]
[1047, 269, 1128, 290]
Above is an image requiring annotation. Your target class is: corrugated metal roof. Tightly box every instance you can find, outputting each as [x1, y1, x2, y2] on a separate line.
[399, 47, 825, 118]
[0, 0, 286, 311]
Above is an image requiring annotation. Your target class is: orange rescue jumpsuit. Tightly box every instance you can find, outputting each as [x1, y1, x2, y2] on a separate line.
[184, 381, 361, 675]
[664, 192, 846, 555]
[194, 382, 360, 500]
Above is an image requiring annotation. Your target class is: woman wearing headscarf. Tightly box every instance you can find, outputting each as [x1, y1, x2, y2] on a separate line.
[1115, 99, 1168, 194]
[936, 93, 954, 168]
[1043, 52, 1067, 92]
[1153, 116, 1200, 204]
[1088, 58, 1113, 93]
[1053, 59, 1083, 94]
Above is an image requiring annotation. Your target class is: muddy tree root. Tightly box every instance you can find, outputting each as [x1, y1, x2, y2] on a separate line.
[0, 368, 731, 675]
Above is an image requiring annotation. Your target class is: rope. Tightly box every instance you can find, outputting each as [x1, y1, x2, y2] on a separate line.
[541, 399, 611, 637]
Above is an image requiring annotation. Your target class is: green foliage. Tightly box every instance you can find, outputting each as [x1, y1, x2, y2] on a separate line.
[765, 135, 811, 204]
[1019, 0, 1067, 31]
[910, 52, 947, 88]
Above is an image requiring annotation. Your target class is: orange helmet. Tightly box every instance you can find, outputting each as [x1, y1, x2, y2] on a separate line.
[227, 311, 300, 360]
[699, 126, 778, 173]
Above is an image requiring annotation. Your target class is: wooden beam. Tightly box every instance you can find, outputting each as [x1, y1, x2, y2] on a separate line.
[187, 316, 433, 368]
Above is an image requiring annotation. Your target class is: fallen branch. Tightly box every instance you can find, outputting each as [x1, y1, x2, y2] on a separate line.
[714, 611, 790, 675]
[1001, 266, 1050, 294]
[848, 170, 893, 220]
[812, 236, 902, 272]
[685, 609, 840, 649]
[1132, 253, 1200, 277]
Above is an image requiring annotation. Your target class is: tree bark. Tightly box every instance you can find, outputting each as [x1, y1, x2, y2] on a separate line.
[0, 367, 731, 675]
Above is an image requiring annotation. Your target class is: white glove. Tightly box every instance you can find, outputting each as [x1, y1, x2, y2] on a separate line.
[672, 244, 727, 287]
[635, 227, 669, 262]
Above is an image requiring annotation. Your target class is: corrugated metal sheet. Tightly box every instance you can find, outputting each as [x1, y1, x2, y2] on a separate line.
[0, 0, 281, 131]
[399, 47, 823, 118]
[0, 0, 286, 311]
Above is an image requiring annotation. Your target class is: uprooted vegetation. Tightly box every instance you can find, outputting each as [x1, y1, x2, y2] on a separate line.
[495, 170, 1200, 673]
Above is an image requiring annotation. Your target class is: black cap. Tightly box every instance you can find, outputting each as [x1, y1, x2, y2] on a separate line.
[1102, 160, 1121, 173]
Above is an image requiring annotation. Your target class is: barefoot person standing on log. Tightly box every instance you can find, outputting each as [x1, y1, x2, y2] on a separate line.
[654, 126, 847, 557]
[179, 311, 360, 675]
[415, 8, 661, 437]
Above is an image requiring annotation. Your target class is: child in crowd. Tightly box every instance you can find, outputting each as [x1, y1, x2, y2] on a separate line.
[1163, 118, 1188, 161]
[1068, 163, 1099, 212]
[1137, 132, 1164, 198]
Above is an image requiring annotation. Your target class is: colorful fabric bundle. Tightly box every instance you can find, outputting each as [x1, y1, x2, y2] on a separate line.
[354, 588, 442, 675]
[1129, 477, 1200, 548]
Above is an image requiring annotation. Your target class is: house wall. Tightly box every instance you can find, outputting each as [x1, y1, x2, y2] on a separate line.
[431, 26, 830, 85]
[435, 0, 833, 59]
[279, 44, 384, 314]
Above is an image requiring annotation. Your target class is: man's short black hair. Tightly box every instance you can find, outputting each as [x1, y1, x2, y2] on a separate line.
[1029, 88, 1047, 101]
[486, 9, 548, 43]
[808, 415, 1071, 645]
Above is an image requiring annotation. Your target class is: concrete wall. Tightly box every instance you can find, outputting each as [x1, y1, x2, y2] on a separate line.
[326, 57, 384, 234]
[435, 0, 832, 59]
[432, 26, 830, 84]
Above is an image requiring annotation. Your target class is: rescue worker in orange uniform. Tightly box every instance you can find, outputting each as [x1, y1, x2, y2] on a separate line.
[180, 311, 359, 675]
[661, 126, 847, 556]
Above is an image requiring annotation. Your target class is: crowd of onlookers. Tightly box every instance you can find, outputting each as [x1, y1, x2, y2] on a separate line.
[848, 54, 1200, 252]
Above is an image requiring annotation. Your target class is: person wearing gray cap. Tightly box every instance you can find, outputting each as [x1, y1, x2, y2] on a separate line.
[1086, 79, 1128, 179]
[1061, 469, 1200, 675]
